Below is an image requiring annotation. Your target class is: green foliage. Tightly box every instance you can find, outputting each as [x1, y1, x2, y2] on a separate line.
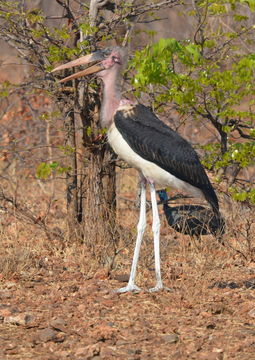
[36, 162, 71, 180]
[57, 145, 75, 156]
[131, 40, 255, 111]
[1, 0, 254, 206]
[39, 110, 61, 121]
[202, 142, 255, 171]
[47, 44, 78, 64]
[0, 1, 92, 71]
[27, 10, 45, 24]
[240, 0, 255, 11]
[130, 0, 255, 204]
[79, 23, 98, 37]
[0, 81, 11, 98]
[230, 187, 255, 203]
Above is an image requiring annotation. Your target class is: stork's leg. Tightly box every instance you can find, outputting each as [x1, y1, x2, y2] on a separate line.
[148, 183, 163, 292]
[115, 179, 147, 293]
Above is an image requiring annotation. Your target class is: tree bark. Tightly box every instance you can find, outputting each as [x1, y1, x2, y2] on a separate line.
[76, 82, 118, 265]
[53, 0, 119, 263]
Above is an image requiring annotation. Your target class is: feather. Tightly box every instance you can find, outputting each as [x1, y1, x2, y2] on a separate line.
[114, 104, 219, 212]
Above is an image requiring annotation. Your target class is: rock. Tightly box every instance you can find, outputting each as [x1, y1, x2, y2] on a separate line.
[75, 344, 100, 358]
[54, 332, 66, 343]
[112, 274, 129, 283]
[36, 328, 57, 343]
[75, 346, 88, 356]
[162, 333, 179, 344]
[50, 317, 67, 332]
[34, 326, 66, 344]
[3, 313, 33, 326]
[91, 325, 117, 341]
[100, 346, 116, 358]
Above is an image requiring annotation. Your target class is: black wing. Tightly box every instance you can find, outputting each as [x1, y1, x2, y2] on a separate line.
[114, 104, 219, 212]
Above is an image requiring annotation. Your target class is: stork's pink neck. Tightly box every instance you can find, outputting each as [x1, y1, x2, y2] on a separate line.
[99, 67, 133, 128]
[99, 70, 121, 128]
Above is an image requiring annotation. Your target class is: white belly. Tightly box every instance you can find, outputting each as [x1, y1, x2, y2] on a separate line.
[107, 124, 204, 199]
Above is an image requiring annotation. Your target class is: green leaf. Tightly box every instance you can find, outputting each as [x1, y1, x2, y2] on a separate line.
[185, 44, 201, 64]
[240, 0, 255, 11]
[36, 162, 71, 179]
[36, 162, 52, 180]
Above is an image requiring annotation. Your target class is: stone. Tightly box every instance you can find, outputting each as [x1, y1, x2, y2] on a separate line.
[37, 328, 57, 343]
[3, 313, 33, 326]
[162, 333, 179, 343]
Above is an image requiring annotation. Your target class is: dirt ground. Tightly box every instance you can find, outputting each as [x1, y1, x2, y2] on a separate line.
[0, 188, 255, 360]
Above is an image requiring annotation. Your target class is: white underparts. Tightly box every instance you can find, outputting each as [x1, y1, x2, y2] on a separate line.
[108, 123, 204, 199]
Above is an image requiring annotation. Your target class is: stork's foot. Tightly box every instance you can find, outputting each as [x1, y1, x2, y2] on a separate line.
[148, 282, 172, 293]
[148, 284, 163, 292]
[114, 284, 141, 293]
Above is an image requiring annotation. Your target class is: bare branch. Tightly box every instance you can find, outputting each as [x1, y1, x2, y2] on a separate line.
[0, 188, 63, 240]
[55, 0, 79, 29]
[89, 0, 109, 26]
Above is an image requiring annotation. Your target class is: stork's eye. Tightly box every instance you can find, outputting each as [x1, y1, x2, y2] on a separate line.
[112, 56, 121, 64]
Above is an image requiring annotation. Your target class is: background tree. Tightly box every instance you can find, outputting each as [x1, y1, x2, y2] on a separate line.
[0, 0, 254, 268]
[0, 0, 181, 265]
[130, 0, 255, 204]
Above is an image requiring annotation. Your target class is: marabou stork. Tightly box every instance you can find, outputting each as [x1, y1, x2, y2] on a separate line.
[157, 189, 225, 238]
[53, 46, 221, 292]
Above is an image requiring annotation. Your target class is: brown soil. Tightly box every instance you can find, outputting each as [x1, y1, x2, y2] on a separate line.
[0, 193, 255, 360]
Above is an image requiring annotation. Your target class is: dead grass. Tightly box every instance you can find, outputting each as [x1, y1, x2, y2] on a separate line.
[1, 168, 254, 282]
[0, 171, 254, 359]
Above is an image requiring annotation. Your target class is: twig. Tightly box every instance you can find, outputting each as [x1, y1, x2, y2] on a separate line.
[0, 188, 63, 240]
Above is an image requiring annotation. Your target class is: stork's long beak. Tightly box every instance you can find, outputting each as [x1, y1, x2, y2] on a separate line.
[52, 52, 105, 83]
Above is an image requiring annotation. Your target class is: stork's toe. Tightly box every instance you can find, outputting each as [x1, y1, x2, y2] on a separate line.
[114, 284, 141, 293]
[148, 282, 173, 293]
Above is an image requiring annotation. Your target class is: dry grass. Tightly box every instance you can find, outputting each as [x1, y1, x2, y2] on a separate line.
[0, 170, 254, 360]
[0, 166, 254, 290]
[1, 168, 254, 281]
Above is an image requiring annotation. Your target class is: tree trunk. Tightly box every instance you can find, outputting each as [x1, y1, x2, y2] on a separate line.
[74, 81, 118, 266]
[53, 0, 119, 263]
[83, 143, 118, 266]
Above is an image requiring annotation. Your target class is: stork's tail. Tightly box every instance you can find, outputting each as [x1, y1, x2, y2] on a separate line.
[202, 184, 220, 216]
